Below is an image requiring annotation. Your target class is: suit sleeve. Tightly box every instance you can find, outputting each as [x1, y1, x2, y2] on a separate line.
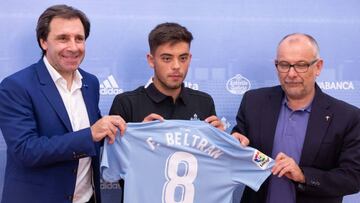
[0, 77, 97, 168]
[231, 92, 248, 135]
[298, 108, 360, 197]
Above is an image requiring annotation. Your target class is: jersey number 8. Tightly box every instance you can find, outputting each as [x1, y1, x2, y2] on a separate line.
[162, 151, 198, 203]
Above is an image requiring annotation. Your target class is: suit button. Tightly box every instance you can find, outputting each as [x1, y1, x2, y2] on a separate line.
[73, 168, 77, 174]
[297, 183, 305, 191]
[310, 180, 320, 186]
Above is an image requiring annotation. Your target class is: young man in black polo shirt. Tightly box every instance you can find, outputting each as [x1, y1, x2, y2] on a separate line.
[109, 22, 224, 129]
[109, 22, 225, 203]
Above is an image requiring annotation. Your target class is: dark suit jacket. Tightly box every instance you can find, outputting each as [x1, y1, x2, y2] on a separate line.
[232, 84, 360, 203]
[0, 60, 102, 203]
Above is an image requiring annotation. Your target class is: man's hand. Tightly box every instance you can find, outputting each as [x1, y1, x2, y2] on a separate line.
[91, 115, 126, 144]
[205, 115, 225, 131]
[231, 132, 250, 146]
[142, 113, 164, 122]
[272, 152, 305, 183]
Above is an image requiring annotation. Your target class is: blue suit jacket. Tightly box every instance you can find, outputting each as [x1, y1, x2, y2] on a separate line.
[0, 60, 102, 203]
[233, 85, 360, 203]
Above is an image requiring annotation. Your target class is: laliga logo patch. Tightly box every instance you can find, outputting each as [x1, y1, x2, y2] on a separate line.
[252, 150, 270, 170]
[226, 74, 251, 95]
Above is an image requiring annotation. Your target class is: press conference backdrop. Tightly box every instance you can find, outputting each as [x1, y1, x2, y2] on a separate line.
[0, 0, 359, 202]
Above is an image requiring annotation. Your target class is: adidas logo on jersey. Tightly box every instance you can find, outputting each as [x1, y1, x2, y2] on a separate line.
[100, 75, 123, 95]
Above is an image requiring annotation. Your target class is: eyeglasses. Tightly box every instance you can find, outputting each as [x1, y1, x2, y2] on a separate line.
[275, 59, 318, 73]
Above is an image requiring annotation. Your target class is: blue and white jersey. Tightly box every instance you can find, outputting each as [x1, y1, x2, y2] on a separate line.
[101, 120, 273, 203]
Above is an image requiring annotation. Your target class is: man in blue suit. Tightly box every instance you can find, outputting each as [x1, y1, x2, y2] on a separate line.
[0, 5, 126, 203]
[232, 33, 360, 203]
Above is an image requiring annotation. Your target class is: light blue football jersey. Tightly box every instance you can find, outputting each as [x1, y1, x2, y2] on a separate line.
[101, 120, 273, 203]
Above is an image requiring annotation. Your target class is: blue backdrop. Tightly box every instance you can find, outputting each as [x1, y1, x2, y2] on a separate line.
[0, 0, 359, 202]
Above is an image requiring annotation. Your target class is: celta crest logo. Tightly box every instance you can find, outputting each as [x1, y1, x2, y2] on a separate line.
[190, 114, 199, 120]
[252, 150, 270, 170]
[226, 74, 251, 95]
[100, 75, 123, 95]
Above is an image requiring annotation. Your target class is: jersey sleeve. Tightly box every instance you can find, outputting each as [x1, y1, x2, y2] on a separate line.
[198, 122, 274, 192]
[101, 133, 130, 182]
[230, 144, 274, 191]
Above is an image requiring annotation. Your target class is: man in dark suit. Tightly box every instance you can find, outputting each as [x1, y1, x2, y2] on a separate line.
[232, 33, 360, 203]
[0, 5, 125, 203]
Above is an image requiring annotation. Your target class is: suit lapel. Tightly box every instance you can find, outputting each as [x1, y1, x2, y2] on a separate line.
[36, 60, 73, 132]
[80, 73, 98, 125]
[300, 85, 332, 165]
[260, 86, 284, 156]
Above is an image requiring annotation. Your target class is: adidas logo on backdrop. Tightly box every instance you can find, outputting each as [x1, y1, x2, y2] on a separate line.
[100, 75, 123, 95]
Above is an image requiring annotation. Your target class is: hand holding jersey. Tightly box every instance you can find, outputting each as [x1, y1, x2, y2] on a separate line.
[232, 132, 250, 146]
[272, 152, 305, 183]
[231, 133, 305, 183]
[232, 132, 306, 183]
[91, 115, 126, 144]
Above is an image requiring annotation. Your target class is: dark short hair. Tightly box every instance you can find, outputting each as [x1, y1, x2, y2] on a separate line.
[36, 4, 90, 55]
[148, 22, 193, 54]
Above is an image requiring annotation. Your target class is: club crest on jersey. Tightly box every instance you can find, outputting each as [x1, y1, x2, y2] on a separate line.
[146, 137, 159, 151]
[190, 114, 199, 120]
[252, 150, 270, 170]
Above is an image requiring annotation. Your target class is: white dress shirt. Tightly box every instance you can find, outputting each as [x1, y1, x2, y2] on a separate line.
[44, 57, 93, 203]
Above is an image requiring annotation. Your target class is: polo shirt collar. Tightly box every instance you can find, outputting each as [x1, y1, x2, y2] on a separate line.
[145, 83, 188, 105]
[282, 96, 312, 113]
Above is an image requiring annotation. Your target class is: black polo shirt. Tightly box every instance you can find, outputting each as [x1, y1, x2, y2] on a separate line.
[109, 83, 216, 122]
